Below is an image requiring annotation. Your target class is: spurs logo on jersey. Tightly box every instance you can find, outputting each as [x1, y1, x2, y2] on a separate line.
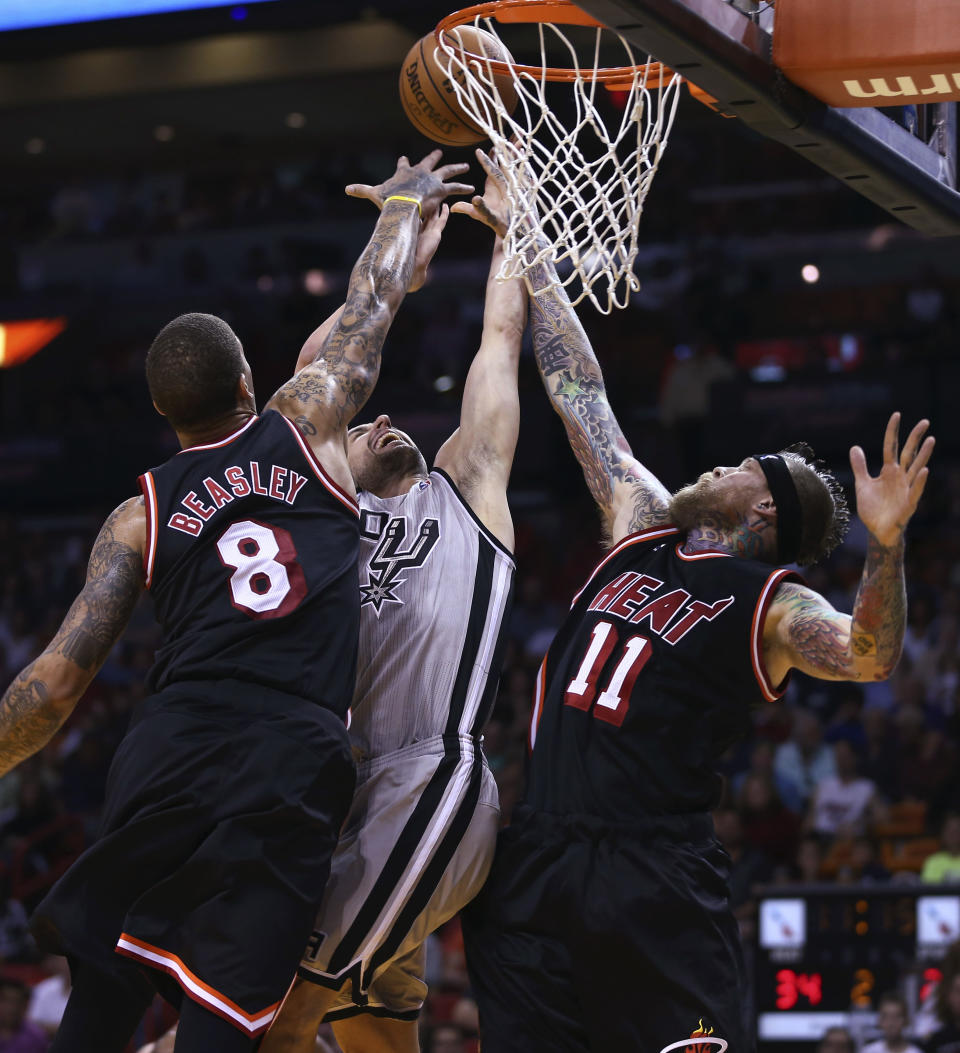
[359, 511, 441, 615]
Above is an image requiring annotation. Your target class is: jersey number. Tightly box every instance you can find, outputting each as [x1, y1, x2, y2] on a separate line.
[564, 620, 651, 727]
[216, 519, 307, 619]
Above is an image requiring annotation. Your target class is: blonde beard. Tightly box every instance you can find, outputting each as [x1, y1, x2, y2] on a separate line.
[667, 478, 738, 533]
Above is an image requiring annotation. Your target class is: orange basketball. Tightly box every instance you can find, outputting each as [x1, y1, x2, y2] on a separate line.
[399, 27, 519, 147]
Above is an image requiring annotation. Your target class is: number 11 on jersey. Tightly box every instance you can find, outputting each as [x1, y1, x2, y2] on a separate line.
[564, 620, 652, 727]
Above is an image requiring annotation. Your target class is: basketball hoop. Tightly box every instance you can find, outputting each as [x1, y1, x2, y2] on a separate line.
[434, 0, 684, 313]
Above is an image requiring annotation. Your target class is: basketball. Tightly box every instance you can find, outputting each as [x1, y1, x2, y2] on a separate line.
[399, 27, 519, 147]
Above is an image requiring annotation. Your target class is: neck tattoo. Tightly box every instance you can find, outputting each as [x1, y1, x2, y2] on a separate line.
[683, 514, 770, 560]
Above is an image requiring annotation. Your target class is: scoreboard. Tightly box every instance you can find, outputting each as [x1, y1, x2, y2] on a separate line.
[755, 885, 960, 1042]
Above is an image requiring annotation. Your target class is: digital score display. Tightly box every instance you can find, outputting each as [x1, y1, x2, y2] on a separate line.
[0, 1, 275, 33]
[755, 887, 960, 1041]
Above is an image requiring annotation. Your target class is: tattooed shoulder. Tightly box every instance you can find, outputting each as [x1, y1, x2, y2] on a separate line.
[623, 481, 673, 534]
[773, 582, 857, 680]
[51, 499, 146, 674]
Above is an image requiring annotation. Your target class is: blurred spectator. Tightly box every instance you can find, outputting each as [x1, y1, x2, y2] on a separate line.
[774, 709, 836, 814]
[731, 739, 772, 787]
[449, 997, 479, 1052]
[922, 814, 960, 884]
[925, 972, 960, 1053]
[426, 1025, 465, 1053]
[862, 708, 901, 802]
[25, 956, 69, 1039]
[0, 614, 37, 674]
[825, 686, 868, 754]
[1, 779, 60, 844]
[807, 740, 883, 839]
[658, 343, 734, 480]
[841, 836, 891, 884]
[0, 979, 47, 1053]
[736, 772, 801, 866]
[712, 808, 772, 937]
[901, 726, 958, 811]
[903, 595, 937, 668]
[57, 737, 109, 818]
[817, 1026, 855, 1053]
[916, 941, 960, 1040]
[777, 834, 826, 885]
[861, 991, 923, 1053]
[0, 871, 32, 963]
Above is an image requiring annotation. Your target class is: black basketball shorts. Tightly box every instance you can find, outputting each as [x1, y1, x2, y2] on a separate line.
[461, 805, 751, 1053]
[31, 679, 355, 1041]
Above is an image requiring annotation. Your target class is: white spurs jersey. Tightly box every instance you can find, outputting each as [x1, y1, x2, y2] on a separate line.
[349, 469, 515, 759]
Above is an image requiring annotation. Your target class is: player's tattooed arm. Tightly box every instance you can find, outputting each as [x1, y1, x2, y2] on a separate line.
[271, 208, 420, 434]
[767, 583, 860, 683]
[523, 250, 671, 544]
[272, 151, 472, 436]
[292, 207, 449, 376]
[0, 498, 144, 776]
[765, 414, 933, 685]
[766, 536, 907, 686]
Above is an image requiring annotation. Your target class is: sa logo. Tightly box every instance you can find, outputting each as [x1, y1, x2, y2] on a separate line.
[659, 1021, 728, 1053]
[358, 511, 440, 616]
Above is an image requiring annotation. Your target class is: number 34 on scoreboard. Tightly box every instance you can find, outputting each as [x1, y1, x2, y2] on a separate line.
[775, 970, 823, 1010]
[775, 967, 878, 1011]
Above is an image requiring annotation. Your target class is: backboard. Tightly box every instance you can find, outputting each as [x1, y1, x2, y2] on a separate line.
[576, 0, 960, 235]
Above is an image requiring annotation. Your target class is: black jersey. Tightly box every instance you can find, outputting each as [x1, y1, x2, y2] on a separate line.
[138, 410, 359, 716]
[525, 525, 800, 820]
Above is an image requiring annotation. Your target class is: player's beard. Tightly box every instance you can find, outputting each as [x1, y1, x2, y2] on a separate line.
[353, 443, 429, 495]
[668, 477, 735, 532]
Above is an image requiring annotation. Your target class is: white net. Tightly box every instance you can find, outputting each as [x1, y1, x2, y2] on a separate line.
[435, 9, 683, 313]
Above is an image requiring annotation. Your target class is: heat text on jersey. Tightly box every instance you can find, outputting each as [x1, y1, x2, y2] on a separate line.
[587, 571, 734, 645]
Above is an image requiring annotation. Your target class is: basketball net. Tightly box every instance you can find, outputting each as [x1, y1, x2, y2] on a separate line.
[435, 5, 683, 313]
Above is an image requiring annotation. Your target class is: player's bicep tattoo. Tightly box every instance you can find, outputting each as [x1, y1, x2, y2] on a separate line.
[624, 482, 674, 535]
[276, 210, 418, 429]
[0, 675, 60, 774]
[52, 502, 144, 674]
[778, 583, 857, 679]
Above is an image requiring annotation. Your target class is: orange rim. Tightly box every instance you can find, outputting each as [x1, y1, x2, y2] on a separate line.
[434, 0, 682, 87]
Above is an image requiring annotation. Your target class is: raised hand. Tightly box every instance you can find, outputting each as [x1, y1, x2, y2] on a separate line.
[850, 412, 934, 546]
[345, 149, 473, 219]
[409, 204, 449, 293]
[451, 149, 511, 238]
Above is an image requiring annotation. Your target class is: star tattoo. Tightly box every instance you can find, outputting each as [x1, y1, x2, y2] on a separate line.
[556, 371, 585, 400]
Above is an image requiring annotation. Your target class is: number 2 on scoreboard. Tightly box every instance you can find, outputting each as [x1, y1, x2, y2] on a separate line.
[564, 619, 651, 727]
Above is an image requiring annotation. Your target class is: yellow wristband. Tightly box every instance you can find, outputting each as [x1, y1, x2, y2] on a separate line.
[384, 194, 422, 217]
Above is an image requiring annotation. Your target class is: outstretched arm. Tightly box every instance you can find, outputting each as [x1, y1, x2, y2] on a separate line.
[267, 151, 472, 483]
[765, 413, 934, 685]
[0, 498, 145, 776]
[523, 237, 671, 545]
[432, 152, 526, 551]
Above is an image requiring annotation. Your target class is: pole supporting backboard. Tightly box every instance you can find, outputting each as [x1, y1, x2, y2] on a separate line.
[576, 0, 960, 235]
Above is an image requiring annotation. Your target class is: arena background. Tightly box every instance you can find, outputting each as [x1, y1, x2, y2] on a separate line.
[0, 2, 958, 1051]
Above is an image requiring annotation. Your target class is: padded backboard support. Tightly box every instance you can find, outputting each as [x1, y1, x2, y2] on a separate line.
[576, 0, 960, 235]
[774, 0, 960, 108]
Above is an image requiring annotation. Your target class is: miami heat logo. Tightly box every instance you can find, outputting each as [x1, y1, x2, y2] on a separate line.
[359, 511, 441, 615]
[658, 1020, 728, 1053]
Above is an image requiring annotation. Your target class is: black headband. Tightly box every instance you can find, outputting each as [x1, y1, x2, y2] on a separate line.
[753, 454, 802, 565]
